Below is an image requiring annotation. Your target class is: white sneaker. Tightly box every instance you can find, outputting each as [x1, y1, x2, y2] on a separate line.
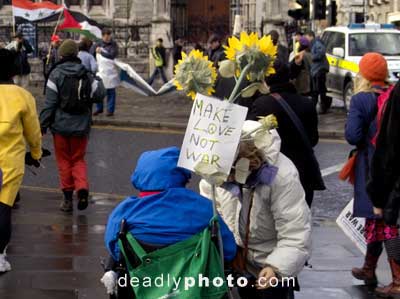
[0, 254, 11, 273]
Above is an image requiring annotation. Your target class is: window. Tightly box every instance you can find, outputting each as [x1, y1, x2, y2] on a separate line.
[325, 32, 345, 55]
[321, 31, 332, 45]
[1, 0, 12, 5]
[65, 0, 80, 6]
[349, 33, 400, 56]
[89, 0, 103, 6]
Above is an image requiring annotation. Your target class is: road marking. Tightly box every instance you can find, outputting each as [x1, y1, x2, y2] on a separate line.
[92, 125, 184, 135]
[20, 185, 127, 200]
[321, 163, 345, 177]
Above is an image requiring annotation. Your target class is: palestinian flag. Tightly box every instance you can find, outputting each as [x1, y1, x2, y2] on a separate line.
[58, 9, 102, 40]
[12, 0, 63, 22]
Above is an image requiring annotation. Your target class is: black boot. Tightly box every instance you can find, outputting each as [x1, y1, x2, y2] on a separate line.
[77, 189, 89, 211]
[60, 190, 73, 213]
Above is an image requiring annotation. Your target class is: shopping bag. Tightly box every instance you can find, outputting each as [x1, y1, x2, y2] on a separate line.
[336, 199, 367, 255]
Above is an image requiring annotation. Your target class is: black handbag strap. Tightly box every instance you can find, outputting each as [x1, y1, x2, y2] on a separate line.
[271, 93, 325, 191]
[271, 93, 313, 151]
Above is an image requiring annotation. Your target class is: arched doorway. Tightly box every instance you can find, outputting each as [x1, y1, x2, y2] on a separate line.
[171, 0, 230, 44]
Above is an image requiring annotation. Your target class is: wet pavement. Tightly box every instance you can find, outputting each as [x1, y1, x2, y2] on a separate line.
[0, 126, 388, 299]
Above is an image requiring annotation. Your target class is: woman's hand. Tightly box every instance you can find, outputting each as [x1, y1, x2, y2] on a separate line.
[294, 51, 304, 65]
[256, 266, 276, 289]
[373, 207, 383, 217]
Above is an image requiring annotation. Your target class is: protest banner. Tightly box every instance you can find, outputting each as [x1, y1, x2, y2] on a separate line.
[336, 199, 367, 255]
[178, 94, 248, 175]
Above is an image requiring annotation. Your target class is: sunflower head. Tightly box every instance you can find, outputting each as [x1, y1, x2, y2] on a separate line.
[173, 49, 217, 100]
[224, 32, 277, 81]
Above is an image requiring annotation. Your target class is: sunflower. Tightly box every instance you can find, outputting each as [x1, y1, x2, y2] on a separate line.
[174, 49, 217, 100]
[224, 32, 278, 81]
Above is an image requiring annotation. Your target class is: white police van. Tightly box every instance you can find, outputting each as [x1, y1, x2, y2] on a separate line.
[321, 23, 400, 110]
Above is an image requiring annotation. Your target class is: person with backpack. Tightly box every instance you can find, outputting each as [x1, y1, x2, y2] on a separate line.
[0, 48, 42, 273]
[40, 39, 106, 213]
[344, 53, 400, 296]
[102, 147, 236, 297]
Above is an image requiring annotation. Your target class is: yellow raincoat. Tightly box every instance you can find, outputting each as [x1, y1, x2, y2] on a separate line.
[0, 84, 42, 206]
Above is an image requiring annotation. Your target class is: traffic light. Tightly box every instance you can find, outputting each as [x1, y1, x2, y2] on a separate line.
[288, 0, 309, 21]
[314, 0, 326, 20]
[327, 0, 337, 26]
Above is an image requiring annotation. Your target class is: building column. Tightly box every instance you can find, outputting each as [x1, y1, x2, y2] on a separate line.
[150, 0, 173, 79]
[261, 0, 288, 46]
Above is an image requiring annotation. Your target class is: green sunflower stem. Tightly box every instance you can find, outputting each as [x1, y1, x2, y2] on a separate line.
[227, 63, 252, 104]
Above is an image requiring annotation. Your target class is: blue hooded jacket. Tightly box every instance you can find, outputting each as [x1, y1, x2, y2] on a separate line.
[104, 147, 237, 261]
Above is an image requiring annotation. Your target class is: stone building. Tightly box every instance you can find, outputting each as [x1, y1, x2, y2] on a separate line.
[337, 0, 400, 26]
[0, 0, 290, 82]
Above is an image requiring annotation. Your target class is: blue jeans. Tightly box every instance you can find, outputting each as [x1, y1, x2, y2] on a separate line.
[96, 88, 116, 113]
[148, 67, 168, 85]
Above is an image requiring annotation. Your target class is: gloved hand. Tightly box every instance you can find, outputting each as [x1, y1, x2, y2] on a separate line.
[100, 270, 118, 295]
[42, 148, 51, 158]
[25, 152, 40, 168]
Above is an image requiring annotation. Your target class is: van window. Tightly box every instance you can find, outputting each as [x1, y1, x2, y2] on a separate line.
[321, 31, 331, 45]
[349, 33, 400, 56]
[325, 32, 345, 55]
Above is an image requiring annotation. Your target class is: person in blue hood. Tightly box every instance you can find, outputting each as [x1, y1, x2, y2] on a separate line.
[104, 147, 237, 264]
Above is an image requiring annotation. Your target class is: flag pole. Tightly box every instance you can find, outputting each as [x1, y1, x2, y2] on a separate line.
[12, 16, 16, 37]
[46, 8, 64, 66]
[11, 0, 16, 36]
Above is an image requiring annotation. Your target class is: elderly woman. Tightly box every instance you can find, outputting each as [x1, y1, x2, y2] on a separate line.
[0, 49, 42, 273]
[346, 53, 400, 297]
[200, 120, 312, 299]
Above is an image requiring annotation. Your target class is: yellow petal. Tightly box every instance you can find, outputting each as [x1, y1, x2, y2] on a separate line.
[240, 32, 251, 48]
[259, 35, 278, 57]
[249, 32, 259, 48]
[188, 91, 196, 99]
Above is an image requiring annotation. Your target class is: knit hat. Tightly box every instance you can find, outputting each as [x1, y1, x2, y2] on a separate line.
[51, 34, 61, 43]
[58, 39, 78, 58]
[359, 52, 388, 86]
[299, 36, 310, 48]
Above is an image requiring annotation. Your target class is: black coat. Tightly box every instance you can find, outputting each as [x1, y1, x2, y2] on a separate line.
[10, 39, 33, 75]
[247, 83, 323, 192]
[367, 81, 400, 223]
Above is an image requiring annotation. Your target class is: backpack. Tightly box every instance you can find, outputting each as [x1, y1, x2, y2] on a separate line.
[59, 71, 93, 115]
[372, 85, 395, 146]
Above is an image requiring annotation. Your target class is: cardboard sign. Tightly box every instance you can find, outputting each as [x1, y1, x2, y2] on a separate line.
[178, 94, 248, 175]
[336, 199, 367, 255]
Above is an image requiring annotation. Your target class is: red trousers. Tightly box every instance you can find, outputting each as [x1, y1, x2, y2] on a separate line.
[53, 134, 89, 191]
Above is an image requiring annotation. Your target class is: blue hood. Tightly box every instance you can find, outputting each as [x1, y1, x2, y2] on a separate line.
[131, 147, 191, 191]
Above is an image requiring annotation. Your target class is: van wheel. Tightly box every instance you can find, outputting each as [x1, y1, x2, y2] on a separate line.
[344, 81, 354, 112]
